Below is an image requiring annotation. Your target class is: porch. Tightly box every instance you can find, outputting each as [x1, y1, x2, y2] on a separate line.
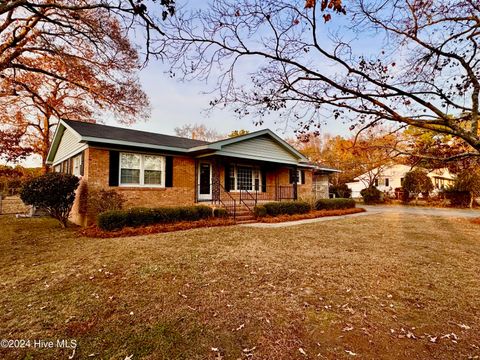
[194, 156, 311, 219]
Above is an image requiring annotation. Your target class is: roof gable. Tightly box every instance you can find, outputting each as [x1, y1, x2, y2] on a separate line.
[193, 129, 309, 162]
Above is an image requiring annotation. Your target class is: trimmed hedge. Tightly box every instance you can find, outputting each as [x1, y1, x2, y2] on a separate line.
[259, 201, 311, 217]
[315, 198, 356, 210]
[360, 186, 383, 204]
[253, 205, 267, 218]
[97, 205, 213, 231]
[213, 208, 229, 218]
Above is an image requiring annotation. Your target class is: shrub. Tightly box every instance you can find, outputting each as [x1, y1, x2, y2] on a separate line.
[20, 172, 79, 227]
[213, 208, 229, 218]
[262, 201, 311, 216]
[97, 205, 214, 231]
[402, 169, 433, 203]
[88, 189, 125, 215]
[360, 186, 383, 204]
[451, 169, 480, 208]
[253, 205, 267, 218]
[97, 210, 128, 231]
[330, 184, 352, 198]
[315, 198, 356, 210]
[444, 188, 471, 208]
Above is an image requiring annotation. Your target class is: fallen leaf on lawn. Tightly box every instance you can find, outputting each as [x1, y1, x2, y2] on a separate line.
[236, 323, 245, 331]
[457, 323, 471, 330]
[124, 355, 133, 360]
[441, 333, 459, 341]
[345, 349, 357, 356]
[428, 336, 437, 343]
[211, 347, 219, 352]
[342, 325, 354, 332]
[299, 348, 307, 356]
[406, 331, 416, 339]
[243, 346, 256, 353]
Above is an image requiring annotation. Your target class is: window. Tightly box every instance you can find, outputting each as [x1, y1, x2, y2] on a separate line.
[374, 179, 379, 187]
[289, 169, 305, 185]
[385, 178, 389, 187]
[54, 165, 61, 173]
[228, 164, 261, 191]
[72, 154, 83, 176]
[120, 153, 165, 186]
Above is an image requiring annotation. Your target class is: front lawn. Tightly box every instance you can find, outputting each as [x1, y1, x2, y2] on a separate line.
[0, 214, 479, 359]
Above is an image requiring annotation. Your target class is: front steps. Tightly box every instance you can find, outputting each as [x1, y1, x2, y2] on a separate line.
[224, 203, 256, 224]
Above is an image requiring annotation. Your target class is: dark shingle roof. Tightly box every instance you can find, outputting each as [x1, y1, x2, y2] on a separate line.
[63, 120, 209, 149]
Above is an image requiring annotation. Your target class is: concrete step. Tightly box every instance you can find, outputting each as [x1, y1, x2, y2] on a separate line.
[235, 218, 257, 224]
[235, 214, 255, 220]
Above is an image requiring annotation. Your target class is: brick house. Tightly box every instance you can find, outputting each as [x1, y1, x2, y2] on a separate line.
[46, 120, 336, 225]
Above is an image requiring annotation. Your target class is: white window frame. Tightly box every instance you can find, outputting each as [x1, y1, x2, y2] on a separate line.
[290, 169, 304, 185]
[295, 169, 302, 185]
[72, 154, 83, 177]
[119, 152, 166, 188]
[230, 164, 262, 192]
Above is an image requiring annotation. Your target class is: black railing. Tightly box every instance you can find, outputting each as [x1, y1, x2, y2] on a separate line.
[239, 189, 255, 212]
[197, 184, 296, 218]
[208, 183, 236, 220]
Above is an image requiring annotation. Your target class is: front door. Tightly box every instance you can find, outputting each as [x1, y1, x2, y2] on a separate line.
[198, 162, 212, 201]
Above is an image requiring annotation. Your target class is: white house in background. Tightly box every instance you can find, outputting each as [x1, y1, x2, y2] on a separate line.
[346, 164, 456, 198]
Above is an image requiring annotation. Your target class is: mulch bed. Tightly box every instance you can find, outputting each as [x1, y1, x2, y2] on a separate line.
[80, 208, 366, 238]
[258, 207, 366, 223]
[470, 217, 480, 225]
[80, 218, 236, 238]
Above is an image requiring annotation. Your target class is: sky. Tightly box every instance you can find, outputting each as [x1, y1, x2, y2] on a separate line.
[13, 1, 377, 168]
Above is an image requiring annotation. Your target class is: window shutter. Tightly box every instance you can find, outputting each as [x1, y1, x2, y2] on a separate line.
[109, 151, 119, 186]
[224, 164, 231, 192]
[80, 151, 85, 176]
[289, 169, 295, 184]
[301, 170, 305, 184]
[261, 167, 267, 192]
[165, 156, 173, 187]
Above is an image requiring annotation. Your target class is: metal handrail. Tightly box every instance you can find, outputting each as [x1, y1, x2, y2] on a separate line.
[239, 189, 256, 212]
[218, 183, 236, 220]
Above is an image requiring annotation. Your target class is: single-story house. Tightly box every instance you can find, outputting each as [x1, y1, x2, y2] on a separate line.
[46, 120, 337, 225]
[346, 164, 456, 198]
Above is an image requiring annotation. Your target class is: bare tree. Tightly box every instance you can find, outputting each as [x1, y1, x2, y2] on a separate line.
[174, 123, 223, 141]
[0, 1, 167, 166]
[156, 0, 480, 159]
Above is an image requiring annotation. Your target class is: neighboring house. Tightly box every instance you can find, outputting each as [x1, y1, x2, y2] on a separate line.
[46, 120, 337, 225]
[346, 164, 455, 198]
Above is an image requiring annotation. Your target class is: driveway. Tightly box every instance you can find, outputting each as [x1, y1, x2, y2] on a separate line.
[362, 204, 480, 218]
[244, 204, 479, 228]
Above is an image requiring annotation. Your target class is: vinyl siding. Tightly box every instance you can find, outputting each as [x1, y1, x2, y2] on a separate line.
[221, 135, 298, 163]
[53, 128, 84, 164]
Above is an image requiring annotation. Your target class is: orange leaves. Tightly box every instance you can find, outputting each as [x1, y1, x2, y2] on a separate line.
[305, 0, 346, 21]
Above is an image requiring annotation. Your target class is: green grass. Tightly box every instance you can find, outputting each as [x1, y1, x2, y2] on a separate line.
[0, 214, 479, 359]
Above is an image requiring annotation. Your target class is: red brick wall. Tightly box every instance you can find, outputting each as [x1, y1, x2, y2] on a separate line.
[69, 147, 315, 225]
[71, 147, 196, 225]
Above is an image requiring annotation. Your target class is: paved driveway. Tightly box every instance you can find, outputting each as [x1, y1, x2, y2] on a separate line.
[362, 204, 480, 218]
[244, 204, 479, 228]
